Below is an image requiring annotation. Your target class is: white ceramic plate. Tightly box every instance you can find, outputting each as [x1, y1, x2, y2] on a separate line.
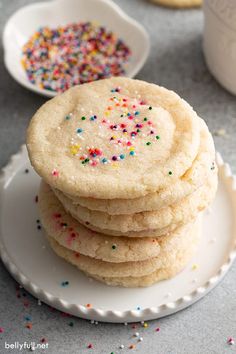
[0, 146, 235, 323]
[2, 0, 150, 98]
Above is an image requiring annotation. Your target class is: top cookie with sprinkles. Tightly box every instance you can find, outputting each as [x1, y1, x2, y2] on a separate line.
[27, 77, 200, 199]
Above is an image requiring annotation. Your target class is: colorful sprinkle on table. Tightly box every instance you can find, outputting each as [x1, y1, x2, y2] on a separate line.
[23, 300, 29, 308]
[37, 219, 42, 230]
[227, 337, 235, 345]
[61, 281, 69, 287]
[21, 22, 131, 92]
[24, 315, 32, 321]
[0, 327, 4, 333]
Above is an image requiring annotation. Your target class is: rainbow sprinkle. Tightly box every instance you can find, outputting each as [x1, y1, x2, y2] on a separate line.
[227, 337, 235, 345]
[21, 22, 131, 92]
[65, 89, 161, 167]
[61, 281, 69, 287]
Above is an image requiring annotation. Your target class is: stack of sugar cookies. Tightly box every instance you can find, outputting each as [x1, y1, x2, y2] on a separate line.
[26, 77, 217, 287]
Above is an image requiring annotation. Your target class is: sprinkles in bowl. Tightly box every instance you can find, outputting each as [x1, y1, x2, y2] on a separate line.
[21, 22, 131, 93]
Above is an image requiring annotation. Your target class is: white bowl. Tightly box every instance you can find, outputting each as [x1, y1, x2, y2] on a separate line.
[2, 0, 150, 97]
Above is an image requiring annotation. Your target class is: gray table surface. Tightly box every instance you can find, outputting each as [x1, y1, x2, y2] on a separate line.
[0, 0, 236, 353]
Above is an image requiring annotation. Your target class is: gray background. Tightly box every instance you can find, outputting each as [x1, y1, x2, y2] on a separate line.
[0, 0, 236, 353]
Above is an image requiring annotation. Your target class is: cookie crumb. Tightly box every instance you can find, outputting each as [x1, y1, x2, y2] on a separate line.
[213, 128, 227, 137]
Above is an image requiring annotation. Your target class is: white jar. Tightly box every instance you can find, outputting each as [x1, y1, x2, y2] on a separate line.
[203, 0, 236, 95]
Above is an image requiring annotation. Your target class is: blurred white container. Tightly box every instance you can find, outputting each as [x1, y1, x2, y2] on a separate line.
[203, 0, 236, 95]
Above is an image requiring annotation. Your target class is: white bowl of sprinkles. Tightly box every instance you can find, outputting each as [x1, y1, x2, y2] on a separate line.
[2, 0, 150, 97]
